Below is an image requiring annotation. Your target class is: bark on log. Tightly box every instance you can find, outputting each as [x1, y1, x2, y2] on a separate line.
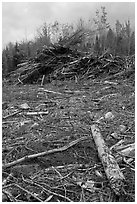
[91, 124, 125, 195]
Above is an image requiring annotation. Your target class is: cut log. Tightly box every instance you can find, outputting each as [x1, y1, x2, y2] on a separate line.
[91, 124, 125, 195]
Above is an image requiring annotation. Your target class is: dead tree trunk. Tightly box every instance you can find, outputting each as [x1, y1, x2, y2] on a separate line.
[91, 124, 125, 195]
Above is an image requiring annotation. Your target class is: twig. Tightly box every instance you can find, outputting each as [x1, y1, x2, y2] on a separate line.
[14, 183, 43, 202]
[2, 190, 18, 202]
[3, 182, 42, 201]
[39, 88, 63, 95]
[44, 195, 53, 202]
[42, 163, 90, 173]
[3, 110, 22, 120]
[2, 120, 18, 124]
[2, 184, 15, 189]
[56, 171, 74, 182]
[23, 111, 48, 116]
[2, 173, 14, 186]
[23, 178, 73, 202]
[4, 148, 15, 163]
[3, 136, 90, 169]
[41, 75, 45, 86]
[17, 77, 23, 84]
[80, 187, 86, 202]
[2, 172, 17, 185]
[52, 166, 67, 199]
[96, 93, 119, 101]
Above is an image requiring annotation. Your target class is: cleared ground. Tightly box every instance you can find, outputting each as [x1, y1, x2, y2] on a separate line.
[2, 78, 135, 202]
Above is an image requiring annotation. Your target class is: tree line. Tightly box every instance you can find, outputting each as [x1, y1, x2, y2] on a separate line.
[2, 7, 135, 76]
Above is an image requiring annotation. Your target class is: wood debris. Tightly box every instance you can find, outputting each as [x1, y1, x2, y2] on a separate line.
[91, 124, 125, 195]
[7, 44, 135, 85]
[2, 42, 135, 201]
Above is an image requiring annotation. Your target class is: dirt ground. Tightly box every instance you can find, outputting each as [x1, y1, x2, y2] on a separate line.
[2, 77, 135, 202]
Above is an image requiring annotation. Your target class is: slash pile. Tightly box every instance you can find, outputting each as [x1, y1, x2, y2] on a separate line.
[8, 43, 135, 85]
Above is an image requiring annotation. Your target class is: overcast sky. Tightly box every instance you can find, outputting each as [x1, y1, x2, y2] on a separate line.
[2, 2, 135, 48]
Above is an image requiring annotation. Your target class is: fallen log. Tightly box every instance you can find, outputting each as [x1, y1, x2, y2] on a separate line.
[91, 124, 125, 195]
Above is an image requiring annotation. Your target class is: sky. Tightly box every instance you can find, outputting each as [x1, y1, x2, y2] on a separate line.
[2, 2, 135, 48]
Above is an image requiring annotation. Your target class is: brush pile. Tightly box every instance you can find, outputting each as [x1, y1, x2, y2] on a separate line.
[7, 43, 135, 85]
